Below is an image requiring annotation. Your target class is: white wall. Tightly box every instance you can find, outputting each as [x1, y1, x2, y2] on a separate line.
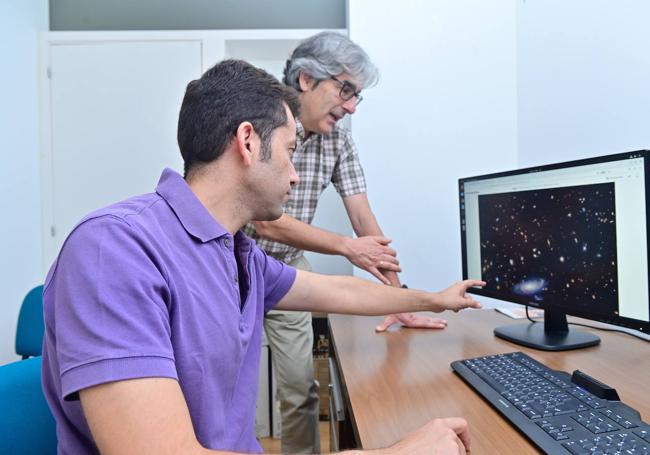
[0, 0, 49, 364]
[348, 0, 519, 291]
[517, 0, 650, 167]
[304, 185, 354, 276]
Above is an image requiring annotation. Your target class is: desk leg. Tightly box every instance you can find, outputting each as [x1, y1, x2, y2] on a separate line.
[328, 356, 359, 451]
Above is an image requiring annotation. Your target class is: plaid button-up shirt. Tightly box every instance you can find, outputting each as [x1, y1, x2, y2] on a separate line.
[244, 119, 367, 264]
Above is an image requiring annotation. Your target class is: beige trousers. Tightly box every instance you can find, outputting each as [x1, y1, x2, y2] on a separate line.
[264, 255, 320, 454]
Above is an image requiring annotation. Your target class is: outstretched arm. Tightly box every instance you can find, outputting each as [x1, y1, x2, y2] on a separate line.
[275, 270, 484, 315]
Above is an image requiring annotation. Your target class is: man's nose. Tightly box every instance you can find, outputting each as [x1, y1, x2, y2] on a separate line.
[289, 162, 300, 186]
[342, 97, 357, 115]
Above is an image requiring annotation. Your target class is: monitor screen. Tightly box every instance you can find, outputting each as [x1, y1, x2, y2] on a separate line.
[459, 150, 650, 349]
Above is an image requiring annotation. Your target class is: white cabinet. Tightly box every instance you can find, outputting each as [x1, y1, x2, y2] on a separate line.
[256, 344, 271, 439]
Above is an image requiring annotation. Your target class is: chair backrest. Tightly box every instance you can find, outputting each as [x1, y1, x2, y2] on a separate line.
[0, 356, 57, 454]
[16, 285, 45, 359]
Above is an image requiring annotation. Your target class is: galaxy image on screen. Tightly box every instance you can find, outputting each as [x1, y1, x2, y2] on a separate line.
[478, 182, 619, 314]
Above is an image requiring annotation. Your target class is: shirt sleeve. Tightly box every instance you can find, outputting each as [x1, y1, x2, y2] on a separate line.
[44, 215, 177, 401]
[331, 127, 367, 198]
[251, 246, 297, 312]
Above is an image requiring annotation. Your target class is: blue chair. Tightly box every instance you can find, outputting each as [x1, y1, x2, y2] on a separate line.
[0, 356, 57, 454]
[16, 285, 45, 359]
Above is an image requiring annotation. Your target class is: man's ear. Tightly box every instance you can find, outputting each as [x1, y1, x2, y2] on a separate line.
[298, 71, 316, 92]
[234, 121, 255, 166]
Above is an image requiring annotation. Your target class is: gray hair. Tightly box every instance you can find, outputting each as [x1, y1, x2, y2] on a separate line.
[283, 32, 379, 90]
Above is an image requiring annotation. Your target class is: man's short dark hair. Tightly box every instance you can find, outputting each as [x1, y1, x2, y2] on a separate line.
[178, 59, 300, 178]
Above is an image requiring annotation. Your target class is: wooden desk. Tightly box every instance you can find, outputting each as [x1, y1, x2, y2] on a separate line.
[328, 310, 650, 453]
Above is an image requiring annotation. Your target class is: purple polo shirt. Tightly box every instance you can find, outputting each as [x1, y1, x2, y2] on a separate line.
[41, 168, 296, 454]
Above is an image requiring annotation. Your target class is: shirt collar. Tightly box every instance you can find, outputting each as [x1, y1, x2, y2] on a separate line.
[295, 118, 319, 148]
[155, 168, 229, 243]
[295, 119, 306, 143]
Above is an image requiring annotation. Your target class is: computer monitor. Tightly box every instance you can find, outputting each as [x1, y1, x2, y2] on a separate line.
[459, 150, 650, 350]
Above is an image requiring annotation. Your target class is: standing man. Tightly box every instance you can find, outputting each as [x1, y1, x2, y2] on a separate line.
[41, 58, 482, 455]
[244, 32, 446, 453]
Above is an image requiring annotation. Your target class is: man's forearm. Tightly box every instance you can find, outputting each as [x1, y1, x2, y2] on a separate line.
[342, 194, 403, 283]
[346, 204, 401, 286]
[253, 215, 353, 256]
[344, 193, 382, 238]
[276, 271, 441, 315]
[380, 269, 401, 287]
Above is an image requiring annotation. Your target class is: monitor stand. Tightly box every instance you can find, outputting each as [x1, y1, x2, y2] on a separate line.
[494, 306, 601, 351]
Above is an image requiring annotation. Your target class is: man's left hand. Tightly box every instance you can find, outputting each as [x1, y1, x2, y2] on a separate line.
[375, 312, 448, 332]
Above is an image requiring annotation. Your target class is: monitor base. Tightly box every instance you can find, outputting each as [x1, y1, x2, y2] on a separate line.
[494, 322, 601, 351]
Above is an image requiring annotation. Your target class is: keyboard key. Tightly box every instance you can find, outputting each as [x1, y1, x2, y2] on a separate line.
[522, 408, 541, 419]
[601, 409, 639, 430]
[634, 429, 650, 442]
[590, 400, 606, 409]
[562, 441, 590, 455]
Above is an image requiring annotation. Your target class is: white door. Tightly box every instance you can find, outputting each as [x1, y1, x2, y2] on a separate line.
[44, 39, 202, 266]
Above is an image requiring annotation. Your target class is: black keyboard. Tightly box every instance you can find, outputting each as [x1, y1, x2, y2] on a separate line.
[451, 352, 650, 454]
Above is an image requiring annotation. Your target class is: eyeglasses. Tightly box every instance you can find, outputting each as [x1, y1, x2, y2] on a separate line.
[330, 76, 363, 105]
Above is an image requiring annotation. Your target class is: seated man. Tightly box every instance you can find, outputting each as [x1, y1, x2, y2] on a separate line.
[41, 59, 484, 455]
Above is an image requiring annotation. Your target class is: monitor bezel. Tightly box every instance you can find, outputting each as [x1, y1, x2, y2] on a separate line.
[459, 149, 650, 335]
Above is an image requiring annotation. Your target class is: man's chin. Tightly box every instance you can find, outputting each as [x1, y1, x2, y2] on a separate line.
[251, 209, 283, 222]
[317, 119, 336, 134]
